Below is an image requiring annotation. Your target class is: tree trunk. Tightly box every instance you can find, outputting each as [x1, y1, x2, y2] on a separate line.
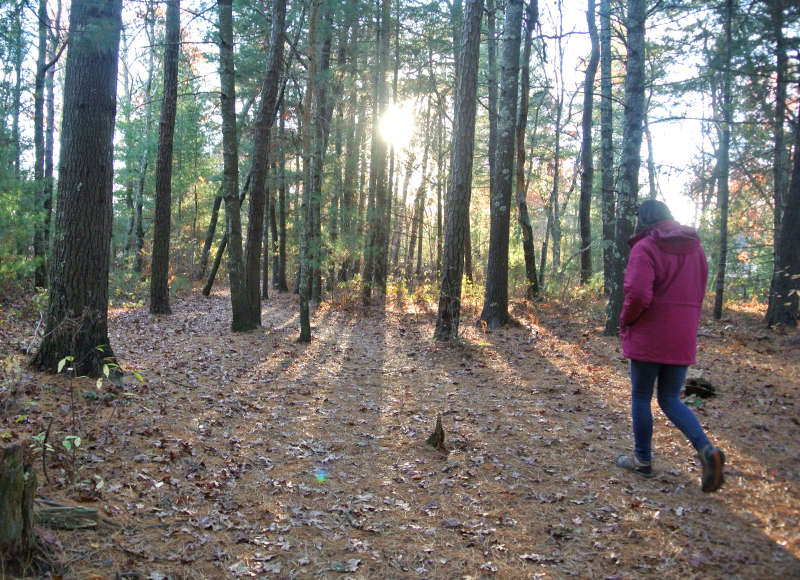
[299, 0, 321, 342]
[486, 0, 498, 220]
[436, 109, 444, 277]
[600, 0, 615, 297]
[764, 87, 799, 327]
[10, 1, 24, 179]
[604, 0, 646, 335]
[202, 172, 251, 296]
[276, 113, 289, 291]
[43, 0, 61, 276]
[579, 0, 599, 285]
[32, 0, 122, 377]
[644, 111, 657, 199]
[197, 192, 222, 280]
[712, 0, 733, 320]
[339, 20, 362, 283]
[133, 5, 156, 274]
[516, 0, 539, 300]
[770, 1, 788, 275]
[362, 0, 392, 303]
[150, 0, 180, 315]
[481, 0, 523, 329]
[243, 0, 286, 326]
[0, 445, 37, 560]
[264, 161, 275, 299]
[434, 0, 483, 341]
[310, 6, 335, 303]
[33, 0, 49, 288]
[218, 0, 249, 331]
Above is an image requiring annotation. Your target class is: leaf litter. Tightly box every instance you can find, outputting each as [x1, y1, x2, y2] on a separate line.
[0, 290, 798, 578]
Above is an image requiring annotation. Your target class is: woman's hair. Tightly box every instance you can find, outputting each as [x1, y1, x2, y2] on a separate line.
[636, 199, 673, 232]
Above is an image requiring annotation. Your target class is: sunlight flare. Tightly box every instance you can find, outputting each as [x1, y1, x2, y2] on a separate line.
[379, 102, 415, 149]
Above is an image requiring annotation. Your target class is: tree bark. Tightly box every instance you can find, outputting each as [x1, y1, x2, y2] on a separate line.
[276, 113, 289, 291]
[770, 1, 788, 273]
[481, 0, 523, 329]
[712, 0, 733, 320]
[32, 0, 122, 376]
[600, 0, 615, 297]
[299, 0, 321, 342]
[434, 0, 484, 341]
[765, 91, 800, 327]
[133, 4, 156, 274]
[218, 0, 249, 331]
[339, 20, 363, 283]
[516, 0, 539, 300]
[579, 0, 599, 285]
[33, 0, 49, 288]
[197, 192, 222, 280]
[0, 445, 37, 560]
[243, 0, 286, 325]
[362, 0, 392, 303]
[604, 0, 646, 335]
[150, 0, 180, 315]
[43, 0, 61, 276]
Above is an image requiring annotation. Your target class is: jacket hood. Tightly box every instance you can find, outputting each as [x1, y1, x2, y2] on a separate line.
[628, 219, 701, 255]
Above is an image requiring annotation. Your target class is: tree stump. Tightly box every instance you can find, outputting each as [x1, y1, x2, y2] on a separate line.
[0, 444, 37, 560]
[426, 414, 447, 452]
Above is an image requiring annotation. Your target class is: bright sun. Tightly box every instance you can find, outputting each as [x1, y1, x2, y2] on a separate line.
[379, 102, 415, 149]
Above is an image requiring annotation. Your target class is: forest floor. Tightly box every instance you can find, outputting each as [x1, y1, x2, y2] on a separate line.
[1, 286, 799, 579]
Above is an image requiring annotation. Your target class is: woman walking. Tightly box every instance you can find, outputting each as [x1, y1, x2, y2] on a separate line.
[616, 200, 725, 492]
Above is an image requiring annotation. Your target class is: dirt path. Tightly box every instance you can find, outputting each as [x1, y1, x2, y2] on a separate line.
[2, 290, 798, 578]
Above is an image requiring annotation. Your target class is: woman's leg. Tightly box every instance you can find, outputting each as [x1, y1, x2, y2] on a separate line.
[630, 360, 659, 463]
[655, 364, 710, 452]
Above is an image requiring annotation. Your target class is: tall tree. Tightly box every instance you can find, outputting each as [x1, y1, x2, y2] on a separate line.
[769, 1, 788, 278]
[362, 0, 392, 303]
[604, 0, 646, 335]
[480, 0, 523, 329]
[712, 0, 733, 320]
[600, 0, 614, 297]
[43, 0, 62, 282]
[33, 0, 123, 376]
[9, 0, 23, 179]
[299, 0, 322, 342]
[274, 110, 289, 291]
[132, 3, 156, 273]
[32, 0, 49, 288]
[434, 0, 483, 341]
[515, 0, 539, 300]
[579, 0, 599, 285]
[243, 0, 286, 325]
[765, 99, 800, 327]
[218, 0, 249, 330]
[150, 0, 181, 315]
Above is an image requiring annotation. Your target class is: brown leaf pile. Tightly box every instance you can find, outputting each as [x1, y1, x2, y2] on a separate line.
[1, 289, 798, 579]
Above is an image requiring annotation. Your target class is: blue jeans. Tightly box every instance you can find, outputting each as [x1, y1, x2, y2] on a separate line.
[630, 360, 710, 463]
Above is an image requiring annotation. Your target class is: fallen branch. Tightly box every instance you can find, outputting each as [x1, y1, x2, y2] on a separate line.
[34, 499, 118, 530]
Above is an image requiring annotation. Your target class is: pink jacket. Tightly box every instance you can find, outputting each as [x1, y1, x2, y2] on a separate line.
[620, 219, 708, 365]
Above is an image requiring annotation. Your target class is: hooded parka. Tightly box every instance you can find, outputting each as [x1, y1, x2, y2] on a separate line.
[620, 219, 708, 365]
